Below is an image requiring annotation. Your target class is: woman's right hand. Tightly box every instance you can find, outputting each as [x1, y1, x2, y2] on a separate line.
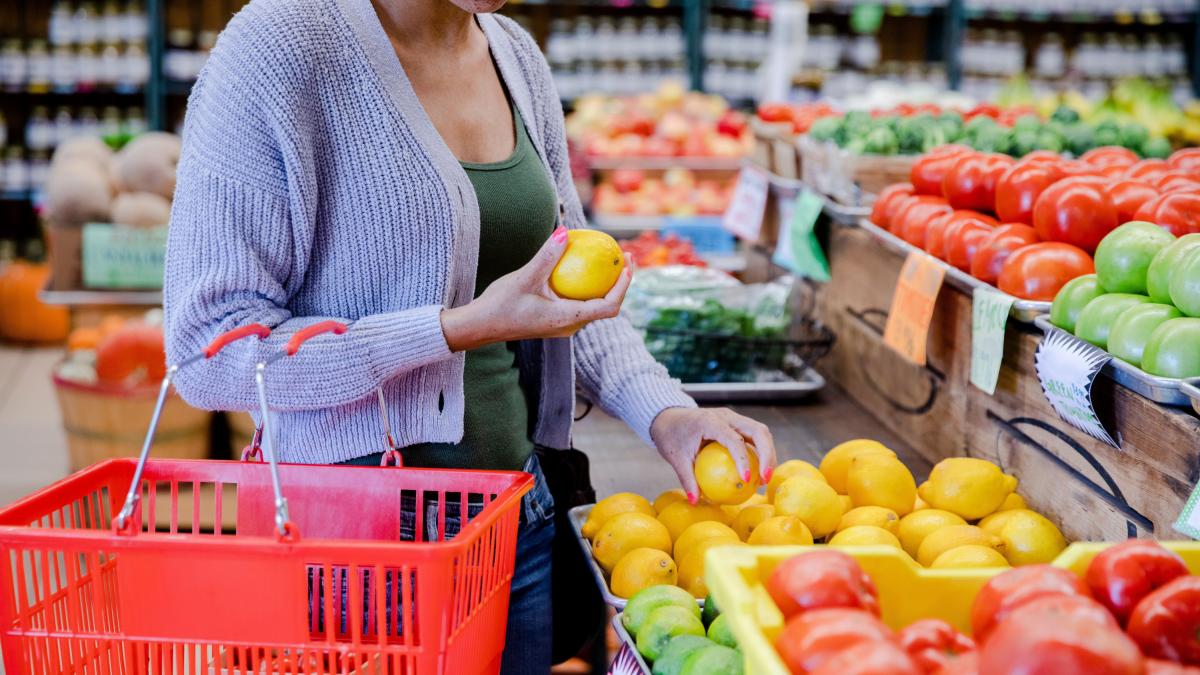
[440, 226, 633, 352]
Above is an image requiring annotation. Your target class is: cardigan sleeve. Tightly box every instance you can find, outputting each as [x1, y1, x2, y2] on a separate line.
[162, 18, 453, 414]
[500, 19, 698, 444]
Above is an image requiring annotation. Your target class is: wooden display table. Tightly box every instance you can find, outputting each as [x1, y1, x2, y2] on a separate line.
[818, 224, 1200, 542]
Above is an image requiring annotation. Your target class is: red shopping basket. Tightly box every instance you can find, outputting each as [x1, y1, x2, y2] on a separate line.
[0, 321, 533, 675]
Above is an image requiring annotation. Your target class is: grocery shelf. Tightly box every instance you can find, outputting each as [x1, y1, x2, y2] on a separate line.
[39, 285, 162, 307]
[586, 156, 744, 172]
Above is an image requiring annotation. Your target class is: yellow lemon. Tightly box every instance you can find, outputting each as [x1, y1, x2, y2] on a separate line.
[653, 489, 688, 514]
[846, 455, 917, 516]
[656, 501, 731, 542]
[978, 509, 1028, 537]
[997, 493, 1027, 512]
[773, 477, 842, 539]
[592, 512, 672, 573]
[994, 511, 1067, 566]
[931, 545, 1011, 569]
[767, 460, 825, 501]
[549, 229, 625, 300]
[673, 521, 739, 562]
[827, 525, 902, 550]
[583, 492, 655, 540]
[913, 494, 930, 511]
[839, 495, 854, 514]
[677, 539, 744, 599]
[611, 548, 678, 599]
[917, 525, 1002, 568]
[897, 509, 967, 558]
[819, 440, 896, 494]
[918, 458, 1018, 521]
[695, 442, 760, 505]
[838, 506, 900, 535]
[746, 515, 814, 546]
[731, 503, 776, 541]
[721, 492, 767, 520]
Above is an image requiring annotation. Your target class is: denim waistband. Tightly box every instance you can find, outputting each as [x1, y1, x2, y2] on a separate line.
[520, 453, 556, 527]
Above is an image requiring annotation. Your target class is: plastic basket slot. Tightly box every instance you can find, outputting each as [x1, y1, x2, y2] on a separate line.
[306, 563, 420, 647]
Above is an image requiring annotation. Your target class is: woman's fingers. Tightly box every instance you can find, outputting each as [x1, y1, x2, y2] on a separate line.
[522, 226, 569, 285]
[720, 409, 777, 481]
[703, 420, 754, 483]
[668, 447, 702, 505]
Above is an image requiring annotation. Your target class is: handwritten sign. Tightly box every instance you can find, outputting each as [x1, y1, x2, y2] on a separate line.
[773, 189, 830, 281]
[1034, 328, 1120, 447]
[883, 252, 946, 365]
[721, 165, 770, 243]
[82, 222, 168, 289]
[970, 289, 1016, 395]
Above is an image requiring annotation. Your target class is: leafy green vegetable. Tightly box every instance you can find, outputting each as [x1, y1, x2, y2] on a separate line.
[1142, 136, 1172, 159]
[644, 299, 788, 383]
[1035, 128, 1065, 153]
[1050, 106, 1081, 124]
[1065, 124, 1095, 156]
[808, 117, 841, 143]
[1119, 123, 1150, 151]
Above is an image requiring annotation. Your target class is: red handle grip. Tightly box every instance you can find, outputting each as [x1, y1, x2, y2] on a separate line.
[203, 323, 272, 358]
[285, 320, 348, 356]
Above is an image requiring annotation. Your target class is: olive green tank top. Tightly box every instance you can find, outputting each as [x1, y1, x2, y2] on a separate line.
[399, 103, 557, 470]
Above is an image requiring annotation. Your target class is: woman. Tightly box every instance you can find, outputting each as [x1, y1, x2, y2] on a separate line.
[163, 0, 776, 670]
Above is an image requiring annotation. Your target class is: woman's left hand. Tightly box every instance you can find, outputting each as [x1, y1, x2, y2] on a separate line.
[649, 407, 777, 504]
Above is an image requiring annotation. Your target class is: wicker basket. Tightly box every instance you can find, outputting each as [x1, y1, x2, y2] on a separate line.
[52, 374, 210, 471]
[797, 135, 917, 206]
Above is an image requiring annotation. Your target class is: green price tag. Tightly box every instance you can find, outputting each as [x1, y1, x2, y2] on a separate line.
[82, 222, 168, 289]
[969, 288, 1016, 395]
[773, 189, 830, 282]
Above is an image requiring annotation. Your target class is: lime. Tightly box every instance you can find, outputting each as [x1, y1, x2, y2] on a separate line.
[624, 585, 699, 636]
[651, 635, 715, 675]
[679, 644, 744, 675]
[636, 606, 706, 662]
[707, 613, 737, 649]
[701, 593, 720, 628]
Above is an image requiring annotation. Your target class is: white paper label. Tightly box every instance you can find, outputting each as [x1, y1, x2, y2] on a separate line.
[721, 165, 769, 243]
[970, 289, 1015, 395]
[1034, 328, 1120, 448]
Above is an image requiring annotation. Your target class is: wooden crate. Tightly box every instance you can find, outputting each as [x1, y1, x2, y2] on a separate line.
[751, 117, 801, 180]
[798, 136, 915, 207]
[818, 225, 1200, 541]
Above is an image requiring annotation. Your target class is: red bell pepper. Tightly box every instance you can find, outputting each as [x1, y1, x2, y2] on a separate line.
[1085, 539, 1189, 625]
[1127, 575, 1200, 665]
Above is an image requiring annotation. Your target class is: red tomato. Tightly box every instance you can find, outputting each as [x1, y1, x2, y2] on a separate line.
[1109, 181, 1160, 224]
[965, 103, 1001, 120]
[1134, 191, 1200, 237]
[1169, 148, 1200, 173]
[1097, 164, 1129, 179]
[1125, 159, 1173, 184]
[911, 149, 973, 196]
[775, 608, 893, 674]
[1081, 146, 1139, 168]
[766, 550, 880, 620]
[933, 653, 979, 675]
[870, 183, 916, 229]
[1085, 539, 1189, 626]
[930, 143, 973, 157]
[978, 613, 1145, 675]
[757, 103, 795, 125]
[944, 219, 996, 271]
[1003, 594, 1120, 630]
[997, 242, 1095, 301]
[1158, 175, 1200, 193]
[1127, 576, 1200, 665]
[1031, 177, 1119, 253]
[896, 619, 976, 674]
[995, 161, 1064, 224]
[942, 152, 1015, 212]
[925, 210, 998, 260]
[809, 640, 922, 675]
[1020, 150, 1064, 165]
[894, 197, 953, 240]
[971, 565, 1095, 640]
[970, 223, 1040, 284]
[1147, 659, 1200, 675]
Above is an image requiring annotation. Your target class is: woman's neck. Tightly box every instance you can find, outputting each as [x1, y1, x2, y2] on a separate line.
[371, 0, 479, 51]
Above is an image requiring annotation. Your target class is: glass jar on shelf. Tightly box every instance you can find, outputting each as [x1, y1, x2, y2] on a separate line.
[76, 107, 100, 139]
[100, 106, 121, 137]
[74, 2, 101, 47]
[76, 43, 100, 90]
[0, 40, 25, 92]
[101, 0, 123, 44]
[50, 1, 76, 46]
[123, 107, 147, 135]
[51, 44, 76, 93]
[26, 40, 52, 93]
[26, 108, 54, 152]
[118, 41, 147, 91]
[53, 107, 74, 147]
[28, 150, 50, 194]
[122, 0, 147, 45]
[3, 148, 30, 195]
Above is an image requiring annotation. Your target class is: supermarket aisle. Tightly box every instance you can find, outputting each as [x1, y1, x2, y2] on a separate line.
[0, 347, 69, 508]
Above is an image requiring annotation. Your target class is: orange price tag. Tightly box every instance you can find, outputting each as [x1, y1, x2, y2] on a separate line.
[883, 251, 946, 366]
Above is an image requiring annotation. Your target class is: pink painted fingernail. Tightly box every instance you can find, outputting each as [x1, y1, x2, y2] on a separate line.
[764, 467, 774, 482]
[551, 226, 567, 244]
[743, 470, 752, 482]
[686, 492, 698, 505]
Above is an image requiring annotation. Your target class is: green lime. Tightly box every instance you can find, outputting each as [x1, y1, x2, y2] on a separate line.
[651, 635, 715, 675]
[679, 644, 744, 675]
[636, 606, 706, 663]
[624, 585, 699, 636]
[701, 593, 720, 628]
[707, 613, 737, 649]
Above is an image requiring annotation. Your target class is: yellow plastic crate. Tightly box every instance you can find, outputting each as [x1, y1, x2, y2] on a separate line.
[706, 542, 1200, 675]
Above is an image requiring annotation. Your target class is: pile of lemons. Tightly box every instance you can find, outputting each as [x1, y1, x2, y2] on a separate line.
[583, 439, 1068, 600]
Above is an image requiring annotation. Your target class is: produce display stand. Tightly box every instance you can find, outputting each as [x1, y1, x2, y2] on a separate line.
[706, 542, 1200, 675]
[818, 224, 1200, 541]
[1185, 380, 1200, 417]
[1035, 315, 1200, 408]
[610, 614, 650, 675]
[797, 136, 916, 208]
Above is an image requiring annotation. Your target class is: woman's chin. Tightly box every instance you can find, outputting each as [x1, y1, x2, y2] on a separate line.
[450, 0, 508, 13]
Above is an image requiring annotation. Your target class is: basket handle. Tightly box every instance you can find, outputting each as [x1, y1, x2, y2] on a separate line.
[254, 321, 349, 540]
[114, 323, 273, 534]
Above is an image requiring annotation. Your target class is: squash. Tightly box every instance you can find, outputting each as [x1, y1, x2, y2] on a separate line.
[0, 261, 70, 343]
[94, 321, 166, 386]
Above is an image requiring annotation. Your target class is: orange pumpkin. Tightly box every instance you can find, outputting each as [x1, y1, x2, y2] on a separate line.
[95, 322, 166, 386]
[0, 261, 70, 343]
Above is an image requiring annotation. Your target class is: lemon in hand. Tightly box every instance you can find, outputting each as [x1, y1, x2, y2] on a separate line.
[931, 545, 1011, 569]
[918, 458, 1018, 521]
[549, 229, 625, 300]
[898, 509, 966, 558]
[611, 548, 678, 599]
[695, 442, 760, 505]
[746, 515, 813, 546]
[766, 459, 825, 501]
[819, 440, 895, 494]
[773, 477, 842, 539]
[993, 510, 1067, 566]
[828, 525, 903, 550]
[592, 512, 672, 573]
[583, 492, 655, 539]
[917, 524, 1002, 567]
[838, 506, 900, 535]
[846, 454, 917, 516]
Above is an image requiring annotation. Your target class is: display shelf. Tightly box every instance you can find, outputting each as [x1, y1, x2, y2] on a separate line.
[586, 155, 744, 172]
[39, 285, 162, 307]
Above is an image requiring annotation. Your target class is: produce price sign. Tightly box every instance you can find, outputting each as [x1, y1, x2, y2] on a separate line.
[1034, 330, 1121, 448]
[721, 164, 769, 243]
[970, 288, 1015, 395]
[883, 251, 945, 366]
[1175, 486, 1200, 540]
[773, 188, 831, 282]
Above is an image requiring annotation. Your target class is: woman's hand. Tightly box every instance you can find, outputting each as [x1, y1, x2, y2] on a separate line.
[440, 226, 633, 352]
[650, 407, 777, 504]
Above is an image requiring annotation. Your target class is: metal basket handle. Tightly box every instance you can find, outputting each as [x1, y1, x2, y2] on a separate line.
[114, 323, 272, 533]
